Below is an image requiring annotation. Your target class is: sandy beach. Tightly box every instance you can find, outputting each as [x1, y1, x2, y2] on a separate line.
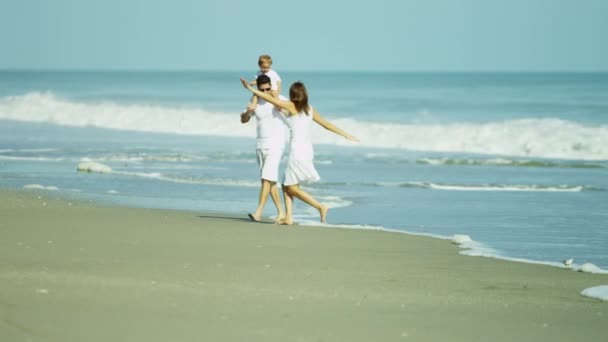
[1, 189, 606, 342]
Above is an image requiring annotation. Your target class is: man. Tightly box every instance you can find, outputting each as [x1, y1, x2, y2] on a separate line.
[241, 74, 288, 223]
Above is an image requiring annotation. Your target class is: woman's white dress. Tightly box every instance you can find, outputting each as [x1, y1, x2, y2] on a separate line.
[283, 106, 320, 186]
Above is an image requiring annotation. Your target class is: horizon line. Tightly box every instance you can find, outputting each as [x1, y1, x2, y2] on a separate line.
[1, 68, 608, 74]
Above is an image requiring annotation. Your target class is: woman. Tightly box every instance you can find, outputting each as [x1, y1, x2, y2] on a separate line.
[240, 78, 358, 225]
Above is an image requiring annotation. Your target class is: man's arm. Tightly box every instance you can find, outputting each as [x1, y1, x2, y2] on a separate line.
[240, 109, 253, 124]
[247, 94, 258, 111]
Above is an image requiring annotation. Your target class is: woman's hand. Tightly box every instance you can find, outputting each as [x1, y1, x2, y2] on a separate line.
[240, 78, 252, 90]
[346, 134, 360, 143]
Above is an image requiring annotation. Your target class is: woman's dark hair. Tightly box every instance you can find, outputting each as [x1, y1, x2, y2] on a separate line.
[289, 81, 309, 115]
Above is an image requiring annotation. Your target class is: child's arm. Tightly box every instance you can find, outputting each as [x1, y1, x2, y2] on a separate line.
[312, 108, 359, 142]
[273, 80, 282, 97]
[269, 71, 282, 97]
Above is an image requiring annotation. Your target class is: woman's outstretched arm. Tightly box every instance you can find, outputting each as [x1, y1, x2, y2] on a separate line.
[312, 108, 359, 142]
[240, 78, 296, 115]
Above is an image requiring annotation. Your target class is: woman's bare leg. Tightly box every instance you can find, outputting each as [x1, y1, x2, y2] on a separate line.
[286, 185, 329, 223]
[282, 185, 294, 225]
[269, 183, 285, 223]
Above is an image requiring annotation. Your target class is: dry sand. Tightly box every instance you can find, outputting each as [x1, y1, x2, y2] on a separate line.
[1, 189, 607, 341]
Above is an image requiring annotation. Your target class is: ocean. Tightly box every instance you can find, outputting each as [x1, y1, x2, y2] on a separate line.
[1, 70, 607, 270]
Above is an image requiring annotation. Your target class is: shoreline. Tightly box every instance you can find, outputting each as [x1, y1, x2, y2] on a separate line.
[301, 214, 608, 280]
[1, 188, 607, 341]
[300, 219, 608, 274]
[11, 185, 608, 274]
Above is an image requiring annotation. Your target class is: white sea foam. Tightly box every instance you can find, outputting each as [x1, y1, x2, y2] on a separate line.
[427, 183, 583, 192]
[2, 92, 608, 160]
[580, 286, 608, 301]
[292, 221, 607, 272]
[577, 263, 606, 274]
[23, 184, 59, 191]
[450, 234, 502, 257]
[452, 234, 473, 244]
[0, 148, 57, 153]
[417, 158, 606, 169]
[376, 181, 587, 192]
[295, 195, 354, 219]
[115, 171, 259, 188]
[295, 220, 449, 240]
[75, 161, 258, 187]
[316, 159, 334, 165]
[77, 161, 112, 173]
[92, 153, 207, 163]
[18, 148, 58, 153]
[449, 235, 605, 270]
[0, 155, 63, 162]
[0, 92, 254, 138]
[315, 195, 353, 209]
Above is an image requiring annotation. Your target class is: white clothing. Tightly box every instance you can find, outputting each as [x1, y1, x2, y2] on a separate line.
[283, 106, 320, 186]
[256, 148, 282, 182]
[255, 69, 282, 91]
[251, 96, 288, 150]
[250, 95, 288, 182]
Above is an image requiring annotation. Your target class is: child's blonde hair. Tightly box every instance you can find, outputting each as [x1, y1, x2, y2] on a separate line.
[258, 54, 273, 66]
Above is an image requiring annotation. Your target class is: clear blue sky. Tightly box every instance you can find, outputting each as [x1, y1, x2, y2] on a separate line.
[2, 0, 607, 71]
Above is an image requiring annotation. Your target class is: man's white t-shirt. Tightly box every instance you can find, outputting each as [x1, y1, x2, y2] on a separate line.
[255, 69, 282, 91]
[253, 95, 288, 150]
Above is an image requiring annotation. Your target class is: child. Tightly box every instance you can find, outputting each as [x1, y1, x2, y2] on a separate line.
[240, 78, 358, 225]
[246, 54, 282, 112]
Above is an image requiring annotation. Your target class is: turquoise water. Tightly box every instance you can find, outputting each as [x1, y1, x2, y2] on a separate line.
[1, 71, 607, 269]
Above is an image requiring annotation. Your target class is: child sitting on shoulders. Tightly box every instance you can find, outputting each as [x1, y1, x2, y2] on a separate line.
[246, 54, 282, 111]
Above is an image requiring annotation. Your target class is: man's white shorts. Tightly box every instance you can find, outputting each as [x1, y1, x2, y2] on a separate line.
[256, 148, 283, 182]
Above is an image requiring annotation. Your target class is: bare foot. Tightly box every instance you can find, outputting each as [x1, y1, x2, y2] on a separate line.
[248, 213, 262, 222]
[319, 205, 329, 223]
[273, 214, 286, 224]
[279, 218, 294, 225]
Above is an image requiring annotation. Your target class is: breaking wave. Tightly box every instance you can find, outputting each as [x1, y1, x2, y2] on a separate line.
[2, 92, 608, 160]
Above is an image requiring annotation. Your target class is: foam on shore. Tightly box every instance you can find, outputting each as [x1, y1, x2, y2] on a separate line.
[292, 220, 608, 274]
[578, 263, 606, 274]
[580, 286, 608, 301]
[377, 181, 591, 192]
[23, 184, 59, 191]
[75, 161, 259, 187]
